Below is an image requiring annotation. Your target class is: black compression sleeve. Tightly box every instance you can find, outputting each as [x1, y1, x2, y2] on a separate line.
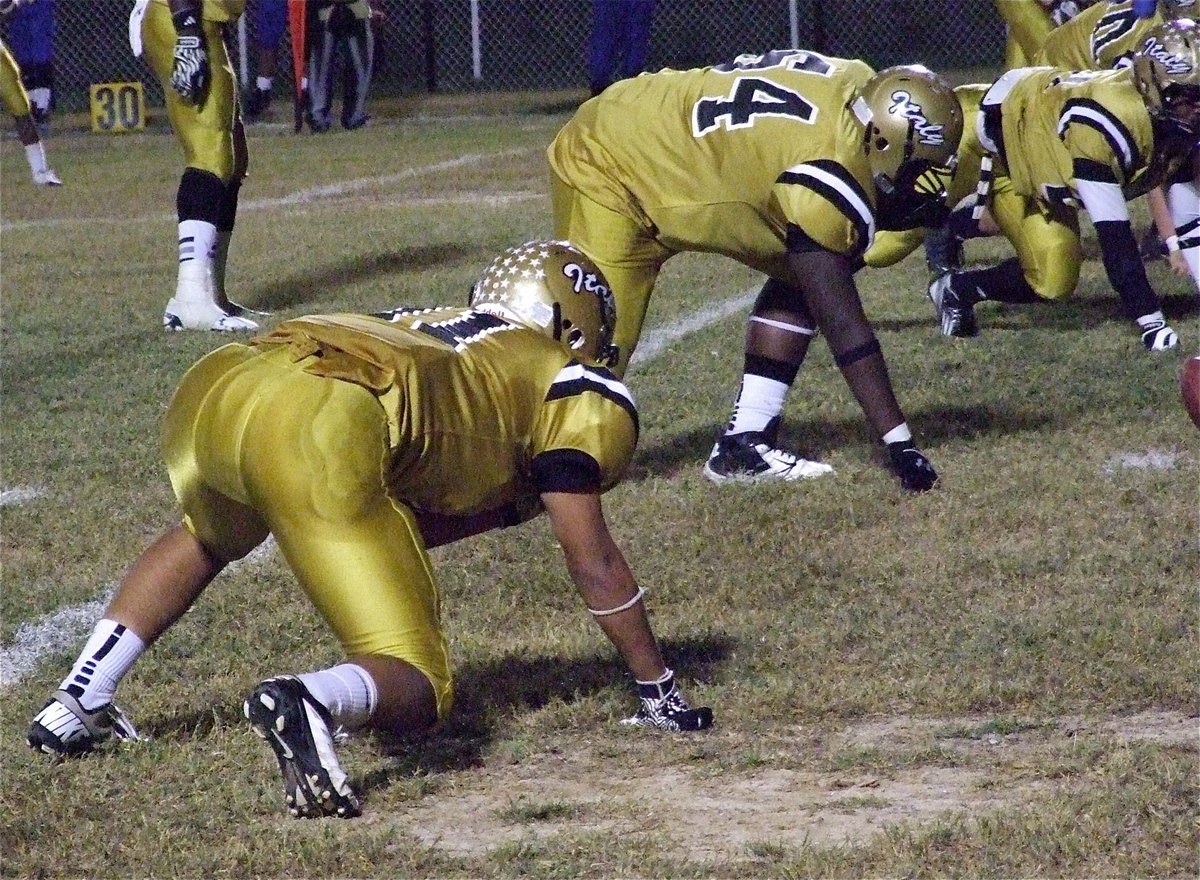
[1093, 219, 1160, 320]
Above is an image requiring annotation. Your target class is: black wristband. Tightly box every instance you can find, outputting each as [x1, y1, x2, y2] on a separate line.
[171, 6, 201, 34]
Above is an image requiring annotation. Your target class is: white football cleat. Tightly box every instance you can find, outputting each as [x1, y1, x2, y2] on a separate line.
[27, 689, 143, 757]
[32, 168, 63, 186]
[163, 298, 259, 332]
[703, 430, 834, 484]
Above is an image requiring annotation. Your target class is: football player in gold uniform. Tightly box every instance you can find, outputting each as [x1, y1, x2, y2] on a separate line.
[27, 241, 712, 819]
[1033, 0, 1195, 68]
[131, 0, 258, 331]
[996, 0, 1097, 68]
[0, 30, 60, 184]
[549, 51, 962, 492]
[926, 21, 1200, 349]
[1036, 1, 1199, 282]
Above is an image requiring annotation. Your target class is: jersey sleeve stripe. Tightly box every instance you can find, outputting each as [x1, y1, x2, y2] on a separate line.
[545, 363, 640, 438]
[777, 159, 875, 252]
[1058, 98, 1141, 175]
[1073, 157, 1120, 184]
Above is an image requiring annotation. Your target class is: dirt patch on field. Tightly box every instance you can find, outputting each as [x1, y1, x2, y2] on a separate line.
[382, 710, 1196, 860]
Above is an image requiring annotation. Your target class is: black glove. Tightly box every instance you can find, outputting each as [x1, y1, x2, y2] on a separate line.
[620, 672, 713, 732]
[170, 6, 209, 105]
[887, 440, 939, 492]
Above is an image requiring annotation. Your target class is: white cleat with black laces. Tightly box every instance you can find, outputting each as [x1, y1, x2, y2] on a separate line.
[703, 428, 834, 484]
[163, 299, 259, 332]
[27, 689, 143, 757]
[244, 676, 361, 819]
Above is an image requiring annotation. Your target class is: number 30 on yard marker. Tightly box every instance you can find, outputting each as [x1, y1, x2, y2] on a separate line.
[90, 82, 146, 133]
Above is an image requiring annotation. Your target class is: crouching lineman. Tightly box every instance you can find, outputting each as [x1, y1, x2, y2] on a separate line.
[926, 19, 1200, 351]
[548, 52, 963, 491]
[132, 0, 260, 331]
[27, 241, 712, 819]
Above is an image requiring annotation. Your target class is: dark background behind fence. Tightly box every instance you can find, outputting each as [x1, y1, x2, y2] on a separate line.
[5, 1, 1008, 113]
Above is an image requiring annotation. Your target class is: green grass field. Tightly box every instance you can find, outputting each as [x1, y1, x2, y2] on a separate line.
[2, 91, 1198, 879]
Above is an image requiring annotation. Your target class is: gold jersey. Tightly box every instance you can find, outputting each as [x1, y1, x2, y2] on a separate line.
[150, 0, 246, 23]
[548, 50, 882, 263]
[996, 67, 1161, 207]
[250, 310, 638, 516]
[1035, 1, 1162, 70]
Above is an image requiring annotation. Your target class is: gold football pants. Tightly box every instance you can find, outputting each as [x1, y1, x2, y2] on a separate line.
[0, 41, 31, 118]
[163, 343, 454, 719]
[141, 2, 245, 182]
[551, 169, 672, 378]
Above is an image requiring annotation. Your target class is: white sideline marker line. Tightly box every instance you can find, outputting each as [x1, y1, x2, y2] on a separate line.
[0, 486, 47, 507]
[1, 147, 537, 232]
[0, 286, 756, 691]
[0, 539, 279, 692]
[0, 588, 115, 690]
[1104, 449, 1180, 472]
[630, 288, 758, 366]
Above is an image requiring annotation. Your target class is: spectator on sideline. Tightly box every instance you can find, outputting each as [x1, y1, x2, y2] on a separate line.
[4, 0, 54, 127]
[27, 241, 713, 820]
[0, 35, 59, 184]
[130, 0, 259, 332]
[588, 0, 656, 97]
[243, 0, 287, 121]
[548, 51, 962, 491]
[306, 0, 373, 131]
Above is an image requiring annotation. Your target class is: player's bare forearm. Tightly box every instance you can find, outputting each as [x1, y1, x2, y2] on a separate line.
[542, 491, 667, 682]
[789, 250, 906, 436]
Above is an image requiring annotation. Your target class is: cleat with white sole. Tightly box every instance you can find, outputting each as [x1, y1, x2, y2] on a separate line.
[163, 299, 259, 332]
[27, 690, 143, 757]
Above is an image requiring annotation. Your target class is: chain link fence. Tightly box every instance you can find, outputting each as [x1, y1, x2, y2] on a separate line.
[4, 1, 1007, 114]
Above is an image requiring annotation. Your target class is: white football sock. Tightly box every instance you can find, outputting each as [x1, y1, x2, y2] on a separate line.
[24, 142, 48, 176]
[297, 663, 378, 731]
[57, 619, 147, 711]
[256, 76, 273, 91]
[29, 87, 50, 112]
[726, 374, 788, 435]
[176, 220, 217, 302]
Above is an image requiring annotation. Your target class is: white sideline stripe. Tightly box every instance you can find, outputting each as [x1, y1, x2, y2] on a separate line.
[629, 288, 759, 366]
[1, 147, 536, 232]
[0, 285, 756, 691]
[0, 486, 47, 507]
[0, 588, 115, 690]
[0, 538, 278, 692]
[1104, 449, 1180, 472]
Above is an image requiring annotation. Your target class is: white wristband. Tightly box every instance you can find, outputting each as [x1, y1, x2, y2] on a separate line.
[1165, 234, 1181, 253]
[588, 587, 646, 617]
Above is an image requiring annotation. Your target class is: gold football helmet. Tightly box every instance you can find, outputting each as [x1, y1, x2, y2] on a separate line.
[469, 240, 618, 367]
[853, 65, 965, 230]
[1133, 18, 1200, 133]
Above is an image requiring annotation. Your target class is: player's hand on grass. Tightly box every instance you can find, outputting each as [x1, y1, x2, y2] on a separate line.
[620, 672, 713, 732]
[887, 441, 939, 492]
